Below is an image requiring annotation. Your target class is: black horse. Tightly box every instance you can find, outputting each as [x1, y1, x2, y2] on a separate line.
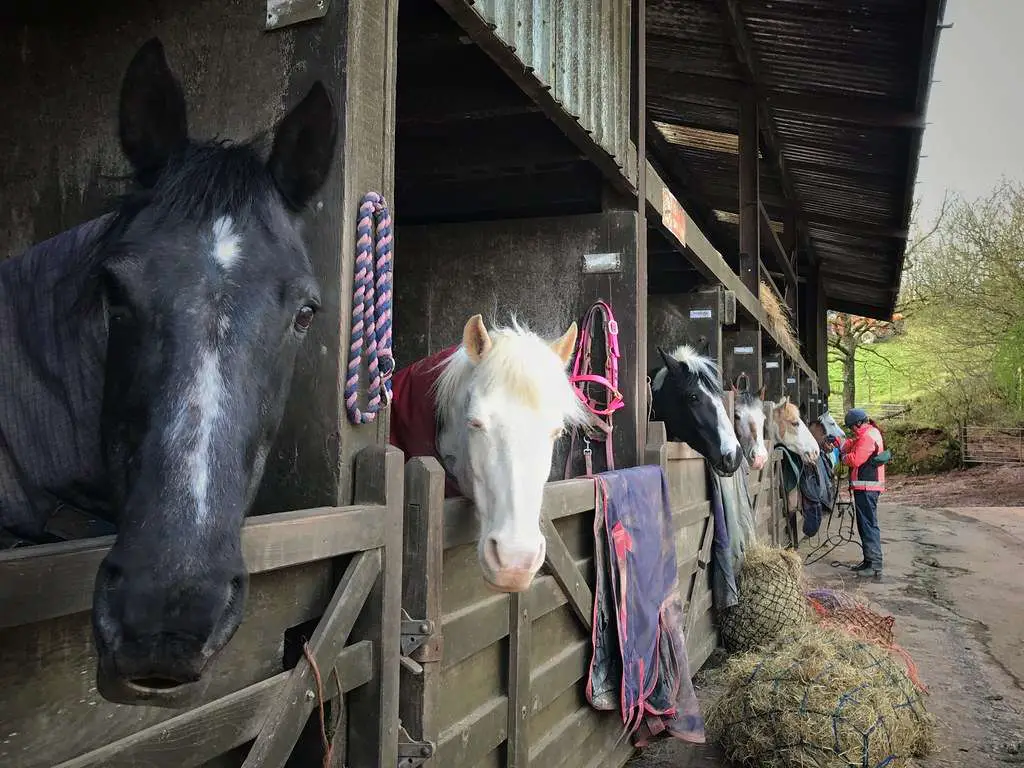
[0, 39, 336, 706]
[649, 344, 743, 476]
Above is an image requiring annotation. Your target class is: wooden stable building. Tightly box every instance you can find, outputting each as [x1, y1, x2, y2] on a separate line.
[0, 1, 944, 766]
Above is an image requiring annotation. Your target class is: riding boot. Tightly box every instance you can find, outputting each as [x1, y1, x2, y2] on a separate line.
[850, 560, 872, 572]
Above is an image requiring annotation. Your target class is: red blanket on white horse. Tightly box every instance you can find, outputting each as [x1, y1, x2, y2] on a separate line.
[388, 346, 461, 497]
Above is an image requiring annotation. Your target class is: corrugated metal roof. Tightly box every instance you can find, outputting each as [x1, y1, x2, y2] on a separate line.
[470, 0, 634, 181]
[646, 0, 948, 319]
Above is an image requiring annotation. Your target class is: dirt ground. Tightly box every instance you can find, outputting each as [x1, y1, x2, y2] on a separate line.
[628, 467, 1024, 767]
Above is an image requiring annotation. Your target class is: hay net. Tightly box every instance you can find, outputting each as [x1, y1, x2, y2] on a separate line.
[719, 544, 809, 654]
[707, 625, 936, 768]
[807, 587, 926, 692]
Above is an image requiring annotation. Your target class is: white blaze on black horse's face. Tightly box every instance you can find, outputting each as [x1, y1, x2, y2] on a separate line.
[90, 38, 336, 706]
[650, 345, 743, 476]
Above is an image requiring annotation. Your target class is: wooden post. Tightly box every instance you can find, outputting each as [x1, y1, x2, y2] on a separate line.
[399, 457, 446, 764]
[738, 93, 759, 295]
[633, 0, 648, 463]
[336, 0, 400, 503]
[346, 445, 405, 767]
[724, 91, 763, 390]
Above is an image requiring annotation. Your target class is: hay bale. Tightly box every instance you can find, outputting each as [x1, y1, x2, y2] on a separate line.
[719, 544, 809, 653]
[706, 626, 936, 768]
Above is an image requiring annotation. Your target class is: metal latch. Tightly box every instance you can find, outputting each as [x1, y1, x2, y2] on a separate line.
[398, 724, 435, 768]
[400, 610, 436, 675]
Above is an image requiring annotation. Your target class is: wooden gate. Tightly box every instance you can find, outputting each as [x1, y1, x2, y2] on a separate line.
[397, 420, 764, 768]
[0, 446, 404, 768]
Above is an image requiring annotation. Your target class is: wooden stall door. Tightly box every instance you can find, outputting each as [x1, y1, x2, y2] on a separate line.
[400, 462, 635, 768]
[0, 447, 404, 768]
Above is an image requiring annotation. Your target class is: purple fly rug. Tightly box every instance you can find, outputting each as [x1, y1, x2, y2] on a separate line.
[585, 464, 705, 746]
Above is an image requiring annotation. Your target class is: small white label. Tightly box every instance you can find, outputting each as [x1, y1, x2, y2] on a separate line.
[765, 361, 780, 369]
[786, 377, 796, 384]
[734, 346, 754, 355]
[689, 308, 713, 320]
[582, 252, 622, 274]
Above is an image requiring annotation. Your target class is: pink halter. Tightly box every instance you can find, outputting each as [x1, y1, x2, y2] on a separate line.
[566, 300, 625, 477]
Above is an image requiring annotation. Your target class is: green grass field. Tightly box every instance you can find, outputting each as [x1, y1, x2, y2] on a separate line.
[826, 323, 943, 414]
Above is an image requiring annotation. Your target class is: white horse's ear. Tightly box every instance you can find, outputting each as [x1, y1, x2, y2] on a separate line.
[463, 314, 493, 363]
[551, 322, 578, 366]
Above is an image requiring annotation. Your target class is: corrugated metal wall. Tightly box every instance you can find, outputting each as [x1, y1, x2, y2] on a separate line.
[469, 0, 635, 182]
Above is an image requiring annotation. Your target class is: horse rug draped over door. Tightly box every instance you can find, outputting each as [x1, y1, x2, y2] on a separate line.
[388, 345, 461, 497]
[707, 460, 757, 612]
[586, 465, 705, 746]
[779, 448, 834, 537]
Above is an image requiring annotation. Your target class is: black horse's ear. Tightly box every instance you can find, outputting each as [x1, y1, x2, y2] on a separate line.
[119, 38, 188, 187]
[268, 81, 337, 211]
[657, 346, 683, 378]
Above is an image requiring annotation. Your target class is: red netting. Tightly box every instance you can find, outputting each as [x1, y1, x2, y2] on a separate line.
[806, 588, 927, 692]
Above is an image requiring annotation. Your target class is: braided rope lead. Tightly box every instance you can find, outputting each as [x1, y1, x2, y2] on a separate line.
[345, 191, 394, 425]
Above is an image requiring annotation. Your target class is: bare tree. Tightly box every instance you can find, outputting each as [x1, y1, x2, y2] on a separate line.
[827, 196, 949, 413]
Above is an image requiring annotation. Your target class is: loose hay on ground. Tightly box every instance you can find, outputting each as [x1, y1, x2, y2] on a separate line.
[706, 625, 936, 768]
[719, 543, 810, 653]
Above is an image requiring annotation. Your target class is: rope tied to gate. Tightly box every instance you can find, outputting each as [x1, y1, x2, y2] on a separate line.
[345, 191, 394, 425]
[303, 641, 336, 768]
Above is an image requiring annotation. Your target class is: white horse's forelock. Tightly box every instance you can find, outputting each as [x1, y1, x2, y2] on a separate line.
[433, 319, 589, 428]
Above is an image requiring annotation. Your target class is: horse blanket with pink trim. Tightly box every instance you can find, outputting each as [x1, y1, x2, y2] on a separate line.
[388, 345, 461, 497]
[586, 465, 705, 745]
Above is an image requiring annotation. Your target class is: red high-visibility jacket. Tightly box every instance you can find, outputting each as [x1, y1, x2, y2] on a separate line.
[840, 423, 886, 492]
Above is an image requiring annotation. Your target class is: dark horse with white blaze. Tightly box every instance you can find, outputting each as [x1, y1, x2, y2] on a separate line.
[649, 345, 743, 476]
[0, 39, 336, 705]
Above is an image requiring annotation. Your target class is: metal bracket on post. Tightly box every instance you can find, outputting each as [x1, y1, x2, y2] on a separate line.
[399, 609, 438, 675]
[398, 724, 435, 768]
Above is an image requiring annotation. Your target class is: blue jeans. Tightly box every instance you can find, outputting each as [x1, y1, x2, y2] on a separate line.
[853, 490, 883, 570]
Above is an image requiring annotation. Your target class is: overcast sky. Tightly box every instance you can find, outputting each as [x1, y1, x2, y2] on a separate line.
[916, 0, 1024, 227]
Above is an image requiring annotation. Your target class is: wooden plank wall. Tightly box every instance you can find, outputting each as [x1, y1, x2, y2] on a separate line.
[0, 447, 404, 768]
[400, 415, 758, 768]
[394, 212, 643, 474]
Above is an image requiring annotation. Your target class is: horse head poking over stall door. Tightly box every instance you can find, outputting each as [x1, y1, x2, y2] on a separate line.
[649, 344, 743, 476]
[0, 38, 336, 706]
[390, 315, 589, 593]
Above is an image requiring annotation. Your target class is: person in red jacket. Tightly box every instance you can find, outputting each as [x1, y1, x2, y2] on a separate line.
[840, 408, 886, 578]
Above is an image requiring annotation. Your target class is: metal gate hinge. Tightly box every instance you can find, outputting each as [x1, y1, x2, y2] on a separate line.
[398, 724, 435, 768]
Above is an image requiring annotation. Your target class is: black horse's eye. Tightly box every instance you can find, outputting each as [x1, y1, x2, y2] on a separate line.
[294, 305, 316, 332]
[687, 392, 699, 403]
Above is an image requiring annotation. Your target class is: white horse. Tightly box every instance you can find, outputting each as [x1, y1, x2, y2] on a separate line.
[392, 315, 589, 593]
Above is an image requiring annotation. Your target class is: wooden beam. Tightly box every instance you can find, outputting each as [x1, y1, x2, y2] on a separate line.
[57, 644, 374, 768]
[644, 163, 818, 383]
[541, 517, 594, 632]
[0, 503, 390, 629]
[241, 549, 383, 768]
[738, 93, 760, 295]
[759, 200, 797, 291]
[646, 68, 926, 129]
[806, 212, 908, 239]
[713, 0, 818, 268]
[634, 0, 649, 464]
